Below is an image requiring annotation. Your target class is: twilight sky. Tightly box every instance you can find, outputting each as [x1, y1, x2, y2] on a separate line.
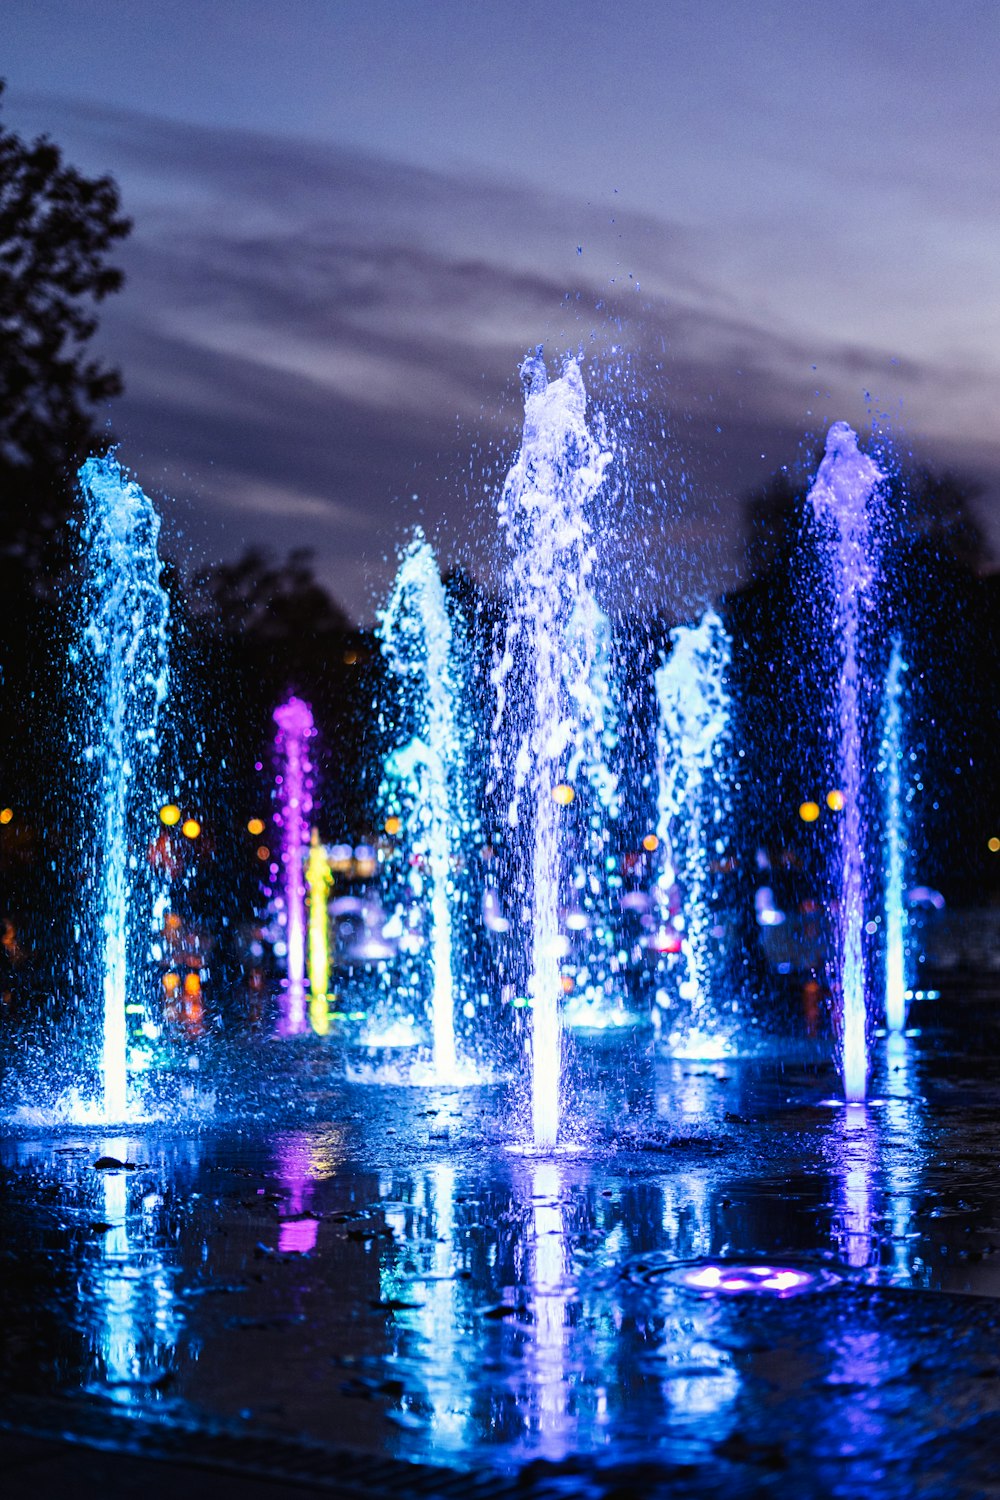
[5, 0, 999, 621]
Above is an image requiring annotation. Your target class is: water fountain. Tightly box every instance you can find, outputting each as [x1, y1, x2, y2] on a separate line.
[75, 454, 171, 1121]
[807, 423, 886, 1101]
[491, 353, 613, 1148]
[651, 608, 733, 1055]
[378, 530, 468, 1080]
[880, 639, 909, 1032]
[5, 343, 994, 1500]
[560, 595, 627, 1029]
[306, 829, 332, 1034]
[272, 695, 315, 1036]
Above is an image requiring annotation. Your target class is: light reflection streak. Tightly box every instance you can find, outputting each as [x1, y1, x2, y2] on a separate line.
[90, 1136, 180, 1400]
[530, 1162, 567, 1445]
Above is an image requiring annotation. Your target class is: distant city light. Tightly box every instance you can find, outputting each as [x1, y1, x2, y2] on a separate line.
[183, 972, 201, 996]
[798, 801, 820, 823]
[552, 783, 575, 806]
[159, 803, 181, 826]
[642, 833, 659, 852]
[826, 789, 845, 811]
[181, 818, 201, 839]
[247, 817, 265, 836]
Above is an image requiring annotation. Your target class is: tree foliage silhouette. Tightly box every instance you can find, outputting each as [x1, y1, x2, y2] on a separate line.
[0, 81, 131, 588]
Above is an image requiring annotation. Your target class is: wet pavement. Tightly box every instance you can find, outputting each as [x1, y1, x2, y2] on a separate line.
[3, 997, 1000, 1497]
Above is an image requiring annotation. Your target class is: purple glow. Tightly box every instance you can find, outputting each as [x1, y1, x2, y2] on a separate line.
[808, 423, 885, 1103]
[667, 1262, 834, 1297]
[273, 696, 315, 1035]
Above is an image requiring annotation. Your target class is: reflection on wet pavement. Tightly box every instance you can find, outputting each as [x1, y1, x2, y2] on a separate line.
[3, 1030, 1000, 1495]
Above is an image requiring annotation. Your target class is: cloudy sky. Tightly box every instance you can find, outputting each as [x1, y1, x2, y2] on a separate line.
[5, 0, 999, 620]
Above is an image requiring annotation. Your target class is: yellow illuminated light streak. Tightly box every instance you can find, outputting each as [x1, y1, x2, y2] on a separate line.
[306, 828, 333, 1035]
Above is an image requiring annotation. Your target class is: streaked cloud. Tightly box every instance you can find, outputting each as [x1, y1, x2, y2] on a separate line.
[12, 93, 1000, 621]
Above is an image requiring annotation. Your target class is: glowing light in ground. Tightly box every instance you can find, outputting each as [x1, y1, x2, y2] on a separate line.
[668, 1262, 833, 1297]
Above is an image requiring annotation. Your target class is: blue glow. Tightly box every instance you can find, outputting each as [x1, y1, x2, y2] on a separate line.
[879, 640, 910, 1032]
[75, 455, 170, 1122]
[652, 609, 733, 1052]
[379, 531, 467, 1081]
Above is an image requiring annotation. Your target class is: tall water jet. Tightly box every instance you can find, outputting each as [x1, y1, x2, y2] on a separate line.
[76, 455, 170, 1120]
[306, 829, 332, 1035]
[880, 640, 909, 1032]
[652, 609, 732, 1052]
[492, 355, 612, 1147]
[807, 423, 885, 1101]
[272, 696, 315, 1036]
[561, 595, 625, 1028]
[379, 531, 467, 1080]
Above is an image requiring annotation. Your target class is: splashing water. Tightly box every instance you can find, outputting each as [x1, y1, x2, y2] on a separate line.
[652, 609, 732, 1049]
[807, 423, 885, 1101]
[492, 355, 613, 1147]
[880, 640, 909, 1032]
[76, 456, 170, 1121]
[379, 532, 467, 1081]
[273, 697, 315, 1036]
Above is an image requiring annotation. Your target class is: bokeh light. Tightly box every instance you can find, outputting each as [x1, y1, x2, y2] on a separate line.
[798, 801, 820, 823]
[159, 803, 181, 826]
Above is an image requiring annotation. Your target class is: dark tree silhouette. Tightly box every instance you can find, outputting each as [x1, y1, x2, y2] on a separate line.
[743, 454, 991, 583]
[192, 546, 351, 641]
[0, 81, 131, 588]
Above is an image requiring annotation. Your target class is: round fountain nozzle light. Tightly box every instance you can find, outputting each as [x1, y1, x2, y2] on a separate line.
[665, 1261, 837, 1298]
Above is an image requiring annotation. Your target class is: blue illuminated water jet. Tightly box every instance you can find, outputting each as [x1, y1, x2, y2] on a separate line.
[75, 455, 170, 1121]
[652, 608, 733, 1054]
[879, 640, 909, 1032]
[491, 354, 612, 1147]
[807, 423, 885, 1101]
[379, 530, 468, 1080]
[561, 595, 627, 1029]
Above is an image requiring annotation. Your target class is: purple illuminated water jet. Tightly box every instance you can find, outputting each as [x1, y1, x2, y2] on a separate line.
[807, 423, 885, 1102]
[273, 696, 315, 1035]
